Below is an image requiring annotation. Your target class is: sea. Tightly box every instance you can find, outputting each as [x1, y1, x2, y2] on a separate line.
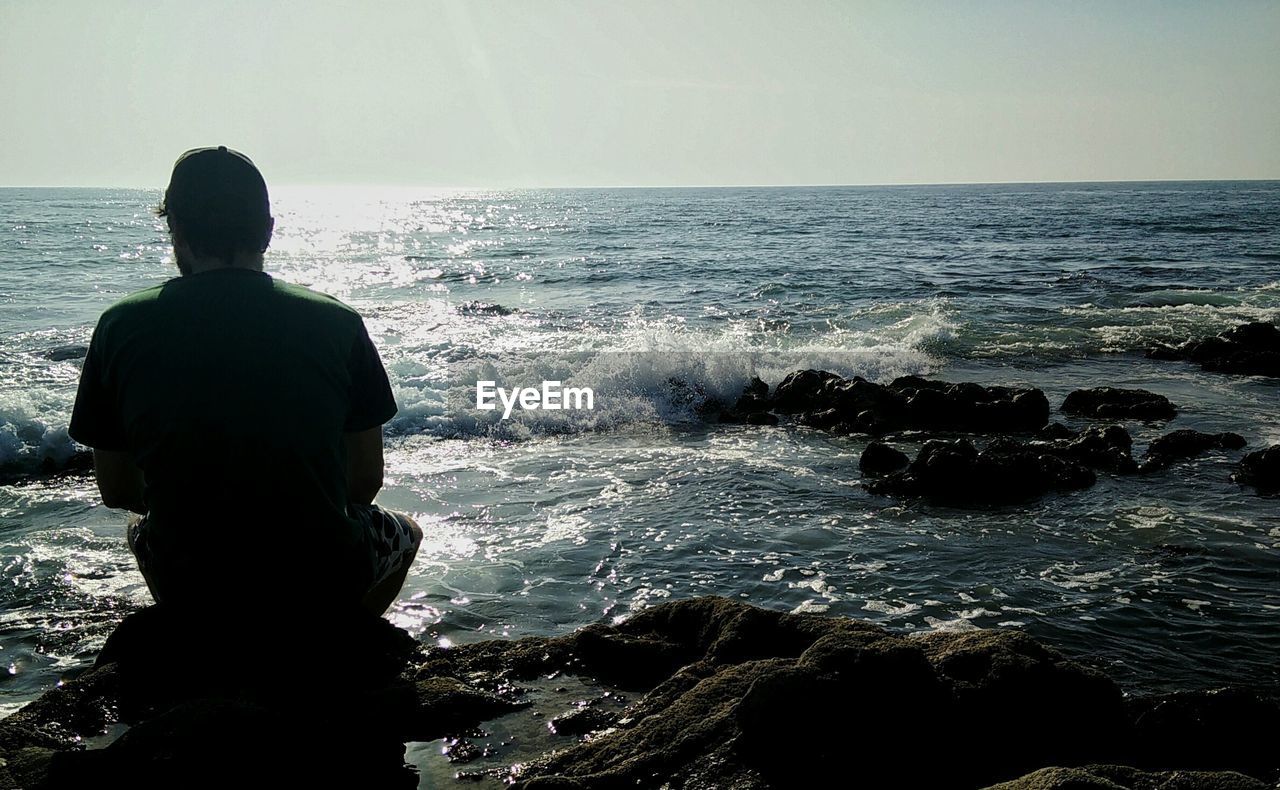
[2, 181, 1278, 722]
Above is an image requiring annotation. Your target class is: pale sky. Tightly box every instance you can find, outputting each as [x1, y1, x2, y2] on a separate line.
[2, 0, 1278, 187]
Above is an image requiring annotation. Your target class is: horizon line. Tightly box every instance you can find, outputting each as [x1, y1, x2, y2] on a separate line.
[2, 176, 1278, 191]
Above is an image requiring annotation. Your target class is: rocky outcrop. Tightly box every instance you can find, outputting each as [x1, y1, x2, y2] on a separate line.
[1140, 430, 1247, 473]
[1149, 322, 1280, 378]
[1062, 387, 1178, 421]
[1234, 446, 1280, 493]
[770, 371, 1050, 435]
[2, 597, 1276, 790]
[984, 765, 1269, 790]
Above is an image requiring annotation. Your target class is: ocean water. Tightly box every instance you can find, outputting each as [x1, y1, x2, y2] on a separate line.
[2, 182, 1279, 718]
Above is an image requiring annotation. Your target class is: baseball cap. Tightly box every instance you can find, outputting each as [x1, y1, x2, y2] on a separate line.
[160, 146, 271, 239]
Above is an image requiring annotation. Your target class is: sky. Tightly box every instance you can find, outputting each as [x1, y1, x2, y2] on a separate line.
[1, 0, 1278, 188]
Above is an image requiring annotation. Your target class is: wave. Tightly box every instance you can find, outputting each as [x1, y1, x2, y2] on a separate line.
[0, 391, 79, 471]
[384, 303, 953, 440]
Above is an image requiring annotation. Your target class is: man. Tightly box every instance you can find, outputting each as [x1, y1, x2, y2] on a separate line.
[69, 146, 421, 616]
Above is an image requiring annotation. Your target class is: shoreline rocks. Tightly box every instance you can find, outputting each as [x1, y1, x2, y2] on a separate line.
[2, 597, 1275, 790]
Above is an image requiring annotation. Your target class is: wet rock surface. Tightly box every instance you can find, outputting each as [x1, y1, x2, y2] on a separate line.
[1062, 387, 1178, 421]
[1149, 321, 1280, 378]
[724, 371, 1050, 435]
[1234, 445, 1280, 493]
[1140, 430, 1248, 473]
[2, 596, 1275, 790]
[865, 436, 1101, 503]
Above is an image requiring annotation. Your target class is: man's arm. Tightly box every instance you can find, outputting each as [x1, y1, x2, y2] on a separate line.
[345, 426, 385, 505]
[93, 449, 147, 515]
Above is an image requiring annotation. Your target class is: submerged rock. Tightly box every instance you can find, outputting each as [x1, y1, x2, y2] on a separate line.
[1062, 387, 1178, 421]
[42, 344, 89, 362]
[1140, 430, 1247, 473]
[1149, 322, 1280, 378]
[1234, 445, 1280, 493]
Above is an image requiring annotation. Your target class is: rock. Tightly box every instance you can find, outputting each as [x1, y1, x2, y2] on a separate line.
[1234, 446, 1280, 493]
[549, 705, 617, 736]
[770, 369, 843, 413]
[1037, 422, 1076, 441]
[1062, 388, 1177, 421]
[866, 438, 1096, 503]
[1147, 322, 1280, 378]
[1140, 430, 1247, 473]
[859, 441, 910, 478]
[1128, 688, 1280, 783]
[983, 764, 1269, 790]
[6, 596, 1277, 790]
[42, 344, 89, 362]
[763, 371, 1051, 435]
[1053, 425, 1137, 474]
[890, 376, 1050, 433]
[722, 377, 774, 423]
[457, 301, 515, 316]
[0, 450, 94, 487]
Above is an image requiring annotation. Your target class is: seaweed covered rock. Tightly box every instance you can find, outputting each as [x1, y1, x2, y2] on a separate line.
[1149, 322, 1280, 378]
[1140, 430, 1247, 473]
[1062, 387, 1178, 421]
[1234, 445, 1280, 493]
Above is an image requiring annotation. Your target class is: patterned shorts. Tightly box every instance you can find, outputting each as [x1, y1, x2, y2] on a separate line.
[128, 504, 422, 600]
[351, 504, 422, 591]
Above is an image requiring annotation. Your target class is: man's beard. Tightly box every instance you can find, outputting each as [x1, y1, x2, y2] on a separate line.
[174, 246, 193, 276]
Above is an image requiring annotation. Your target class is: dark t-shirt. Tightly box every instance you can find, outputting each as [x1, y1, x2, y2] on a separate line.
[69, 268, 396, 600]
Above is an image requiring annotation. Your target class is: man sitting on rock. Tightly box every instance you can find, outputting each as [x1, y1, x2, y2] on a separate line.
[69, 146, 421, 616]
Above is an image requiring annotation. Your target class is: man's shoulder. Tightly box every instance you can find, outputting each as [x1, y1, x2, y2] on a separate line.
[270, 278, 361, 315]
[98, 283, 167, 324]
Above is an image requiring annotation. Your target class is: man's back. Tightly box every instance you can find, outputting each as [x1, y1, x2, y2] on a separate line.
[70, 267, 396, 602]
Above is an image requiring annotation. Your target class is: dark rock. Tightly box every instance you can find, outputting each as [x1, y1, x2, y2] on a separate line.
[984, 764, 1270, 789]
[1128, 688, 1280, 783]
[1147, 322, 1280, 378]
[43, 344, 89, 362]
[7, 596, 1277, 790]
[1234, 445, 1280, 493]
[867, 438, 1096, 503]
[859, 441, 910, 478]
[1056, 425, 1138, 474]
[724, 377, 773, 422]
[0, 449, 94, 487]
[1140, 430, 1248, 473]
[770, 369, 842, 413]
[1062, 387, 1177, 421]
[891, 376, 1050, 433]
[1038, 422, 1076, 441]
[457, 301, 515, 316]
[744, 411, 778, 426]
